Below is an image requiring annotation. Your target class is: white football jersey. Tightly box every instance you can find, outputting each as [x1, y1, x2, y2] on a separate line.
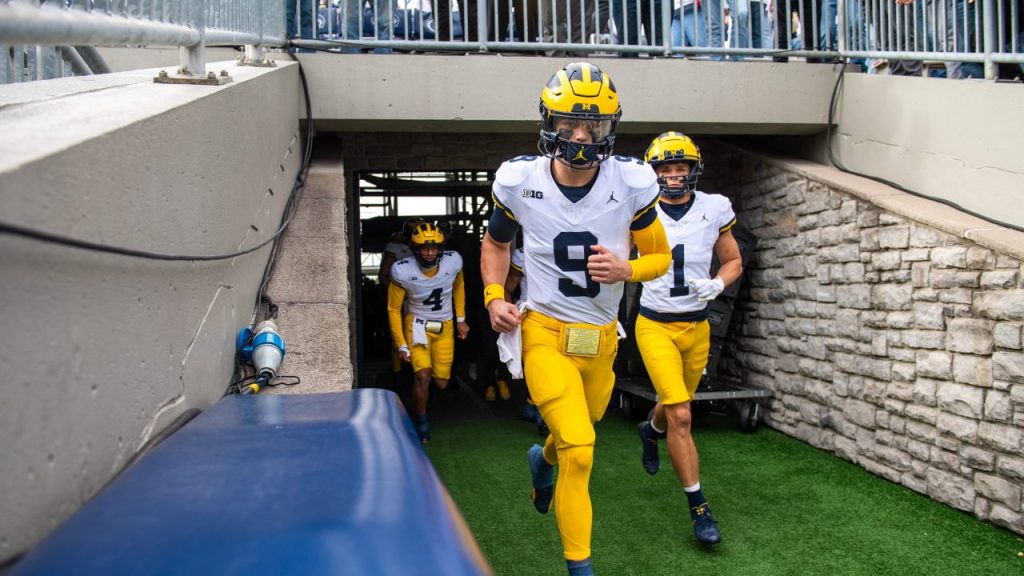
[493, 155, 660, 326]
[391, 251, 463, 321]
[384, 240, 413, 261]
[640, 191, 736, 314]
[511, 247, 529, 303]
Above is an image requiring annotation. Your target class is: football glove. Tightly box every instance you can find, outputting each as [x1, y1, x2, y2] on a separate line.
[688, 277, 725, 302]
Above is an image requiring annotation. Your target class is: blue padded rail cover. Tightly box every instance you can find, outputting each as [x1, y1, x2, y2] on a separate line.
[12, 389, 492, 576]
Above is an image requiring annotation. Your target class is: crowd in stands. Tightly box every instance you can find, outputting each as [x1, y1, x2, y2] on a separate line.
[291, 0, 1023, 78]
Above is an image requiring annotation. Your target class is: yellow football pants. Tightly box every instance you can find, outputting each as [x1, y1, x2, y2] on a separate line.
[522, 310, 619, 561]
[403, 316, 455, 379]
[634, 315, 710, 405]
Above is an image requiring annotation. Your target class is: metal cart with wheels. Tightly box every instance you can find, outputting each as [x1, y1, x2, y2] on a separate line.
[613, 224, 768, 432]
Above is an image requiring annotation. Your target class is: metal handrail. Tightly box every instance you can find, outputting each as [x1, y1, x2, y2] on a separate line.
[0, 0, 286, 83]
[2, 0, 1021, 83]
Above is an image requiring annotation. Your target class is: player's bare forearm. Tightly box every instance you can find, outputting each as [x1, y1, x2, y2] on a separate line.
[714, 231, 743, 287]
[481, 232, 511, 288]
[481, 232, 520, 332]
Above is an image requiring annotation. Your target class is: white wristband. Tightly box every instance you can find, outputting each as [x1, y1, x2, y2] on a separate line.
[456, 316, 465, 323]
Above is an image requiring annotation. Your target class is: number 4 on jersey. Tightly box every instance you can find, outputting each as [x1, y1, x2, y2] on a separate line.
[422, 288, 443, 311]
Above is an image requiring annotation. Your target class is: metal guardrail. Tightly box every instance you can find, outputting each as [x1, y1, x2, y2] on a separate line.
[1, 0, 1020, 82]
[0, 0, 286, 83]
[294, 0, 1022, 79]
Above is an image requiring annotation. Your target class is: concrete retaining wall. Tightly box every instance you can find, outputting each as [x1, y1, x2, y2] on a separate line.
[0, 62, 301, 561]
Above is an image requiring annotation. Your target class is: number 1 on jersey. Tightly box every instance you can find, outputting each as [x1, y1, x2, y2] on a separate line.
[669, 244, 690, 296]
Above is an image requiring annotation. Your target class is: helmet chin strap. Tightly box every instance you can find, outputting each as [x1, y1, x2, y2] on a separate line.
[657, 179, 691, 200]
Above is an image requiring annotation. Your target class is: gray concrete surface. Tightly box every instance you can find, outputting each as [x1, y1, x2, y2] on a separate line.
[0, 60, 301, 562]
[829, 73, 1024, 236]
[265, 161, 355, 394]
[298, 53, 841, 135]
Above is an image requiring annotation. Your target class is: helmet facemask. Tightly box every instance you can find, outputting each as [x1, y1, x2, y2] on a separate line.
[654, 161, 703, 200]
[539, 111, 619, 169]
[414, 243, 442, 269]
[410, 222, 445, 270]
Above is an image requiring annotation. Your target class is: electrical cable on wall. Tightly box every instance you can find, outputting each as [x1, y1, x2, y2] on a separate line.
[0, 66, 318, 260]
[251, 60, 315, 327]
[825, 66, 1024, 235]
[0, 59, 317, 396]
[228, 57, 315, 396]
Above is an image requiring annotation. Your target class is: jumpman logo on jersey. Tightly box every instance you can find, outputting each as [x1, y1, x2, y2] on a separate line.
[606, 191, 618, 204]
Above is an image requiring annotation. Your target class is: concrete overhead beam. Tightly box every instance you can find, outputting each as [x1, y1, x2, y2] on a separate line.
[297, 53, 844, 135]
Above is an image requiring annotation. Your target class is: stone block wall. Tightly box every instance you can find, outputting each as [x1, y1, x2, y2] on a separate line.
[703, 143, 1024, 534]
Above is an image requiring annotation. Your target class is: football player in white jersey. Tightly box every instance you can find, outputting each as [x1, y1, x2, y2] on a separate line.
[387, 222, 469, 443]
[634, 132, 742, 546]
[379, 218, 424, 388]
[480, 62, 671, 576]
[379, 217, 423, 287]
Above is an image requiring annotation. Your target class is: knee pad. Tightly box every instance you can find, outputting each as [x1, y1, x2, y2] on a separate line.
[560, 444, 594, 478]
[555, 414, 596, 447]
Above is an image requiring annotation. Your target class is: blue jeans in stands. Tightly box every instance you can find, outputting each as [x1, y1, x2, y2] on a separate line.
[670, 4, 707, 51]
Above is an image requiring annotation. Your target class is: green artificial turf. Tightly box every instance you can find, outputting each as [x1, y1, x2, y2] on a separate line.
[427, 413, 1023, 576]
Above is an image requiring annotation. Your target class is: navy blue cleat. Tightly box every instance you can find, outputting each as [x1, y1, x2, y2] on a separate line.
[415, 416, 430, 444]
[638, 422, 660, 475]
[528, 443, 554, 514]
[691, 503, 722, 545]
[566, 557, 594, 576]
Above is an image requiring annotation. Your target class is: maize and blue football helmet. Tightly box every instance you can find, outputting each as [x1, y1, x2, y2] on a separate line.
[644, 131, 703, 199]
[538, 62, 621, 169]
[409, 222, 445, 269]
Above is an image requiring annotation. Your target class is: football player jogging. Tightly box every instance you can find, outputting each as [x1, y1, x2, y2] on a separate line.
[635, 132, 743, 546]
[380, 218, 424, 390]
[387, 222, 469, 444]
[480, 62, 671, 576]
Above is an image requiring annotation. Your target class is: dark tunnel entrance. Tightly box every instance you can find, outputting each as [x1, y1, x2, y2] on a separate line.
[350, 169, 499, 407]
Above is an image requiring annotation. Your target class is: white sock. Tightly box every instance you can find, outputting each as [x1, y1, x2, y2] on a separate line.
[684, 482, 701, 493]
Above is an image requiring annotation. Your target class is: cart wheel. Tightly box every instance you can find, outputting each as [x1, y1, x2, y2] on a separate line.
[620, 393, 634, 420]
[738, 400, 760, 433]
